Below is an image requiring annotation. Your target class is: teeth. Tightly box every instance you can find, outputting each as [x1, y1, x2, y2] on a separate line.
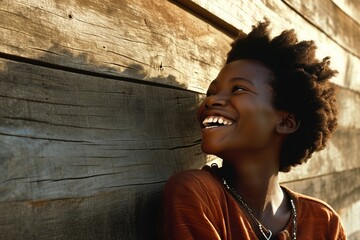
[202, 116, 233, 128]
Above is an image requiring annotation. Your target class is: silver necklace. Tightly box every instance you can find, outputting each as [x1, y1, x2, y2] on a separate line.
[221, 178, 297, 240]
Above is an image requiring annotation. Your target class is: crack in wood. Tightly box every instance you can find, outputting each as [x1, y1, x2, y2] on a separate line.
[1, 176, 33, 184]
[95, 180, 167, 190]
[0, 93, 88, 107]
[106, 50, 151, 67]
[0, 132, 93, 143]
[2, 117, 129, 131]
[30, 47, 66, 57]
[27, 171, 131, 183]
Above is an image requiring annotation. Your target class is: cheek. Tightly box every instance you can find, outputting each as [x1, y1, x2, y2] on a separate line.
[251, 108, 279, 134]
[237, 103, 277, 132]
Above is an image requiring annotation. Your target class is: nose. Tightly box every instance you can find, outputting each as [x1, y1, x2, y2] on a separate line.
[204, 94, 227, 107]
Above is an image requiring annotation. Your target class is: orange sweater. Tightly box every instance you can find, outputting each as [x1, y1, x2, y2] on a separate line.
[163, 169, 346, 240]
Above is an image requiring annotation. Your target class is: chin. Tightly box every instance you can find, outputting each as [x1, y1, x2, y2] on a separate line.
[200, 141, 222, 155]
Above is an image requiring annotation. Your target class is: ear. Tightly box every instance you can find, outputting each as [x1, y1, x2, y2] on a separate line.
[276, 113, 300, 134]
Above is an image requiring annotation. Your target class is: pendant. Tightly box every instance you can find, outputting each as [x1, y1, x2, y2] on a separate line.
[259, 225, 272, 240]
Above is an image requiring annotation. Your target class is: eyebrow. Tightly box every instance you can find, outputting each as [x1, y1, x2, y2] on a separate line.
[211, 77, 254, 86]
[230, 77, 254, 86]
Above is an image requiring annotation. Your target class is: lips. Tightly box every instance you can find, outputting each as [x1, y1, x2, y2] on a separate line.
[202, 115, 234, 129]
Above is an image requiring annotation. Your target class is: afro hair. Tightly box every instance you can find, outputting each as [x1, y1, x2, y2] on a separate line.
[226, 19, 338, 172]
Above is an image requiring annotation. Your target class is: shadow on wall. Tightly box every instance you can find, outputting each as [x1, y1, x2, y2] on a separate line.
[0, 46, 207, 239]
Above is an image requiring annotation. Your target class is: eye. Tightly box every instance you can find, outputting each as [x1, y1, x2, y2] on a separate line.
[206, 90, 215, 97]
[232, 85, 247, 92]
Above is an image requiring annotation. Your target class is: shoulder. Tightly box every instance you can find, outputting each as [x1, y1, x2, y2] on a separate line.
[284, 187, 346, 238]
[167, 167, 216, 183]
[163, 168, 228, 239]
[293, 190, 339, 218]
[165, 167, 220, 190]
[164, 167, 223, 199]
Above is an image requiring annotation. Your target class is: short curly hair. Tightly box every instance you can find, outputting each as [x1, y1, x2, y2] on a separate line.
[226, 19, 338, 172]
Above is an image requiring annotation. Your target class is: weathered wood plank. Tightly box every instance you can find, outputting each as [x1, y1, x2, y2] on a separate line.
[282, 0, 360, 57]
[332, 0, 360, 25]
[0, 0, 231, 93]
[336, 86, 360, 129]
[178, 0, 360, 92]
[0, 184, 163, 240]
[279, 127, 360, 180]
[0, 58, 205, 202]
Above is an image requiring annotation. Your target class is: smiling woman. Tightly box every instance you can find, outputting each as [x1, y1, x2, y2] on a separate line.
[162, 20, 346, 240]
[198, 59, 282, 158]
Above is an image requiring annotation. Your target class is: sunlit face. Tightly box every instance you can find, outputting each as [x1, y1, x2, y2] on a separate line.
[198, 59, 282, 159]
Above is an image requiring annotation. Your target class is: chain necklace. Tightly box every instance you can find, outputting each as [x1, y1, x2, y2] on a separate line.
[221, 177, 297, 240]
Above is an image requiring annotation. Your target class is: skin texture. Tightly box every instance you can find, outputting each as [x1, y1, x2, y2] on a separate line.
[197, 59, 299, 235]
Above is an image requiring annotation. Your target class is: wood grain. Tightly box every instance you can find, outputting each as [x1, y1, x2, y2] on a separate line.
[0, 58, 205, 202]
[0, 185, 163, 240]
[0, 0, 231, 93]
[332, 0, 360, 25]
[282, 0, 360, 57]
[0, 0, 359, 239]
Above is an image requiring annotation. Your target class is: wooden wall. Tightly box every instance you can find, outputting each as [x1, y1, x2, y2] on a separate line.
[0, 0, 358, 239]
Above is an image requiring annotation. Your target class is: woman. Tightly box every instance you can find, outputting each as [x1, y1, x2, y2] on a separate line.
[162, 20, 346, 239]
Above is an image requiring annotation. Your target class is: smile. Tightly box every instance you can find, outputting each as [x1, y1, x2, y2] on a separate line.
[202, 115, 234, 129]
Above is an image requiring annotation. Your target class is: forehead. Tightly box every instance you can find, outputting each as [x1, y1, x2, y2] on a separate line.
[210, 59, 272, 86]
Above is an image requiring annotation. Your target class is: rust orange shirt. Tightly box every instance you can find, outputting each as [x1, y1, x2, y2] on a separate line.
[163, 169, 346, 240]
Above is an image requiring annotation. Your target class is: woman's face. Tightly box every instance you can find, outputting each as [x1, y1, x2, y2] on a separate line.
[197, 59, 282, 159]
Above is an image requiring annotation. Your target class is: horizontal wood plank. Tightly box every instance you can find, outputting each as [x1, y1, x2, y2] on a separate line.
[0, 0, 232, 93]
[332, 0, 360, 25]
[0, 58, 206, 201]
[0, 184, 163, 240]
[336, 86, 360, 129]
[282, 0, 360, 57]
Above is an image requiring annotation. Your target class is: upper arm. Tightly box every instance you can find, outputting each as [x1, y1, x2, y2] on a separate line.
[162, 171, 223, 240]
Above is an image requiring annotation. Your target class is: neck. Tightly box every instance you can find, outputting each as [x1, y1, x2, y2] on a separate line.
[221, 154, 284, 220]
[218, 142, 292, 235]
